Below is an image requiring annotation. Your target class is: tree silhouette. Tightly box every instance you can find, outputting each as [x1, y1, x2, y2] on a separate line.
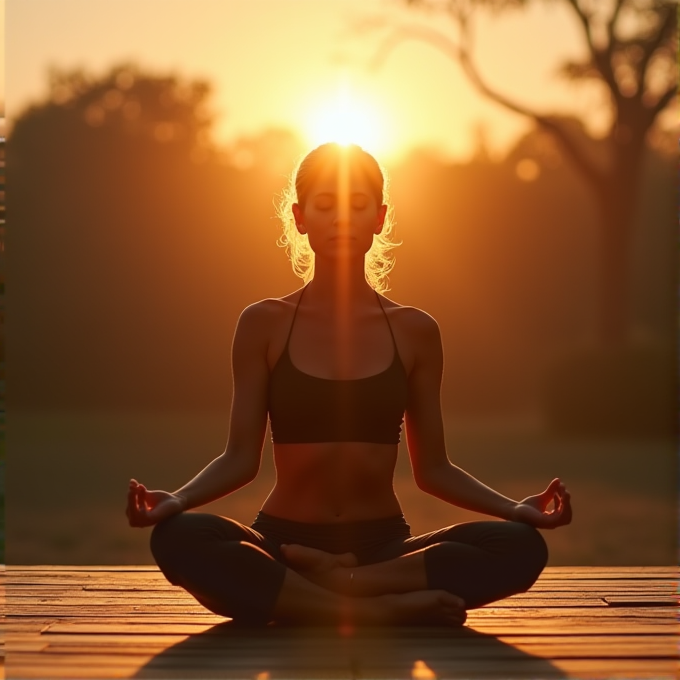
[8, 64, 227, 411]
[8, 63, 309, 412]
[11, 63, 214, 159]
[371, 0, 677, 347]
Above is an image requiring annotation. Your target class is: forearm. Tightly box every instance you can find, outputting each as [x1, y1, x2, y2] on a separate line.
[172, 452, 257, 511]
[419, 463, 517, 520]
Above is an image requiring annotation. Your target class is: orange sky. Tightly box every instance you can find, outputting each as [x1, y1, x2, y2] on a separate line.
[7, 0, 606, 162]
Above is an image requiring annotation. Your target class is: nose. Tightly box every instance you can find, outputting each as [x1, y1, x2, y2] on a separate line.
[333, 199, 351, 225]
[333, 214, 351, 231]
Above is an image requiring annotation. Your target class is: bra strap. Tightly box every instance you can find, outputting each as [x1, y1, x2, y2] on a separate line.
[285, 283, 309, 346]
[375, 291, 398, 351]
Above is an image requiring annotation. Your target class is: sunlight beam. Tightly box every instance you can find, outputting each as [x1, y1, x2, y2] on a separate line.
[306, 78, 388, 157]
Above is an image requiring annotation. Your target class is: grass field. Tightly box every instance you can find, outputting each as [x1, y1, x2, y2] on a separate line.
[5, 411, 677, 565]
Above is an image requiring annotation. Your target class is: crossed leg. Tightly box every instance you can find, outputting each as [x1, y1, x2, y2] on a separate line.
[150, 513, 547, 626]
[282, 520, 549, 610]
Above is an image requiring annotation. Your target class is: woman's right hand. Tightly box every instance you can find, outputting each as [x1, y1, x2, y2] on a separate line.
[126, 478, 187, 528]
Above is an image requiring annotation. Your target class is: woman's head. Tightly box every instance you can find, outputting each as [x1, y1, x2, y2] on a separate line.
[277, 143, 399, 293]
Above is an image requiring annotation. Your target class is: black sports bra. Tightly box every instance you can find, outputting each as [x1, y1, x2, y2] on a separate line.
[268, 285, 408, 445]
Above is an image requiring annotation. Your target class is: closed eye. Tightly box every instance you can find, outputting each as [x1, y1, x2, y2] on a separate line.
[314, 197, 335, 210]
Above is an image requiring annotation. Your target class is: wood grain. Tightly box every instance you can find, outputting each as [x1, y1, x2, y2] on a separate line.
[6, 566, 679, 679]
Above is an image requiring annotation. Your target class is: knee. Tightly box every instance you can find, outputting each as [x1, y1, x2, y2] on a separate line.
[150, 512, 192, 564]
[507, 522, 549, 586]
[150, 512, 250, 565]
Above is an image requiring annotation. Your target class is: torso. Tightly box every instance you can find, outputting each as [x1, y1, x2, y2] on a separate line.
[259, 287, 420, 523]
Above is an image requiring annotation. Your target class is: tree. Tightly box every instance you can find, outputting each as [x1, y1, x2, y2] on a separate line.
[371, 0, 677, 347]
[7, 64, 225, 411]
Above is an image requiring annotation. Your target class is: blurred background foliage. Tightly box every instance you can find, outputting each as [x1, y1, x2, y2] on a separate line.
[6, 37, 677, 564]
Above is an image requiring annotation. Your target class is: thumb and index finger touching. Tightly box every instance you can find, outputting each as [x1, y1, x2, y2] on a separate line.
[542, 477, 573, 526]
[126, 478, 152, 526]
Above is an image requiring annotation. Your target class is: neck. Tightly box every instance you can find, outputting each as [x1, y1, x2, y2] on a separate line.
[303, 261, 378, 376]
[305, 260, 376, 309]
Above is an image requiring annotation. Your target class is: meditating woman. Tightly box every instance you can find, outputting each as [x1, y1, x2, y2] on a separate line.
[126, 142, 572, 627]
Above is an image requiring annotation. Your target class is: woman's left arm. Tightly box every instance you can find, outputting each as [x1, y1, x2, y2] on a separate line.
[404, 310, 572, 530]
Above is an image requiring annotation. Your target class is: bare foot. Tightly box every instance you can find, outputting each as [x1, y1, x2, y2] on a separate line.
[281, 544, 357, 593]
[374, 590, 467, 626]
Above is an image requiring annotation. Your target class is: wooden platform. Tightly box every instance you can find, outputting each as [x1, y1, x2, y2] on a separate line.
[3, 565, 679, 679]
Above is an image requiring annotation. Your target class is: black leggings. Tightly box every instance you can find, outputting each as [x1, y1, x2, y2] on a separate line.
[150, 511, 548, 625]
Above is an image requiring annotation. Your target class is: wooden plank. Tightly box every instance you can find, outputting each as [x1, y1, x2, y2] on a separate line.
[605, 596, 678, 606]
[13, 605, 674, 620]
[7, 566, 679, 680]
[552, 659, 680, 679]
[17, 638, 676, 659]
[40, 620, 678, 636]
[13, 632, 677, 646]
[11, 581, 672, 591]
[8, 566, 159, 572]
[7, 566, 677, 577]
[9, 597, 205, 605]
[8, 655, 679, 679]
[6, 596, 611, 608]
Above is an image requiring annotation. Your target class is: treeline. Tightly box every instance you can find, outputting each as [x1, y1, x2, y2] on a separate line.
[7, 65, 675, 429]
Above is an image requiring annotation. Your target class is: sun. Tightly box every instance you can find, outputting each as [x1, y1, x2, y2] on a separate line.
[305, 80, 390, 158]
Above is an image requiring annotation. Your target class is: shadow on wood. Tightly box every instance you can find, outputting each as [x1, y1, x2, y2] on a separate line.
[132, 621, 566, 679]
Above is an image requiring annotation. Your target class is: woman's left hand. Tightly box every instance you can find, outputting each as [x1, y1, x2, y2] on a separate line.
[511, 478, 572, 529]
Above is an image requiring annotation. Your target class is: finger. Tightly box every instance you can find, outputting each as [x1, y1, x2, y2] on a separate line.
[561, 493, 573, 524]
[536, 479, 560, 510]
[125, 494, 136, 522]
[544, 478, 561, 496]
[127, 486, 140, 513]
[137, 486, 147, 510]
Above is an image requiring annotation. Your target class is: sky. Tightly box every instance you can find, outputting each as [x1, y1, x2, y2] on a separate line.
[6, 0, 604, 162]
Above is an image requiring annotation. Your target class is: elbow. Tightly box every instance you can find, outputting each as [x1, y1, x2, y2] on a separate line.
[414, 471, 437, 494]
[218, 450, 260, 487]
[414, 462, 451, 495]
[236, 460, 260, 486]
[242, 467, 259, 485]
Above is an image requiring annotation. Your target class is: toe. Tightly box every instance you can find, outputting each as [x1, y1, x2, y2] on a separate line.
[337, 552, 358, 568]
[440, 592, 466, 609]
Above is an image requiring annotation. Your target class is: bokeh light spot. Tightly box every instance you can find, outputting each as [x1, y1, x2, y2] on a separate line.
[115, 70, 135, 90]
[84, 105, 105, 127]
[103, 89, 123, 110]
[122, 101, 141, 120]
[516, 158, 540, 182]
[154, 122, 176, 142]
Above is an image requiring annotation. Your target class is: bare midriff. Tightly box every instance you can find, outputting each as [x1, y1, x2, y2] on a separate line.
[260, 442, 404, 523]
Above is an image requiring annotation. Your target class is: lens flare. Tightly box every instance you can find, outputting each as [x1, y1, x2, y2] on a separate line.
[307, 80, 386, 156]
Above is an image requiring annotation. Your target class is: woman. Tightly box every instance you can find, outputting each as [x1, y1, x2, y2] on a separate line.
[126, 142, 571, 627]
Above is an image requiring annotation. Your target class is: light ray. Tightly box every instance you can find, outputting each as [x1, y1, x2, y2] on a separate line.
[306, 77, 388, 157]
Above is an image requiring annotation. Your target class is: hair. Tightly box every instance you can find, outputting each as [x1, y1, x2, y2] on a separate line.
[276, 143, 400, 294]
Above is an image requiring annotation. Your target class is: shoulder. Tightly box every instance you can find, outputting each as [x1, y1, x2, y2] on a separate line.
[377, 294, 441, 342]
[235, 289, 305, 339]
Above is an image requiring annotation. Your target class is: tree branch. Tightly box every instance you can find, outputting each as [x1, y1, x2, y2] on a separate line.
[563, 0, 618, 93]
[637, 4, 676, 92]
[370, 21, 607, 190]
[606, 0, 627, 48]
[564, 0, 596, 54]
[645, 83, 677, 123]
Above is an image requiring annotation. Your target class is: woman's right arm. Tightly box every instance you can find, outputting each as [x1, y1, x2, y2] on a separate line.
[126, 301, 273, 527]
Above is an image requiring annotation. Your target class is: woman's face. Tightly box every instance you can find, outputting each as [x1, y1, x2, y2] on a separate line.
[292, 169, 387, 260]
